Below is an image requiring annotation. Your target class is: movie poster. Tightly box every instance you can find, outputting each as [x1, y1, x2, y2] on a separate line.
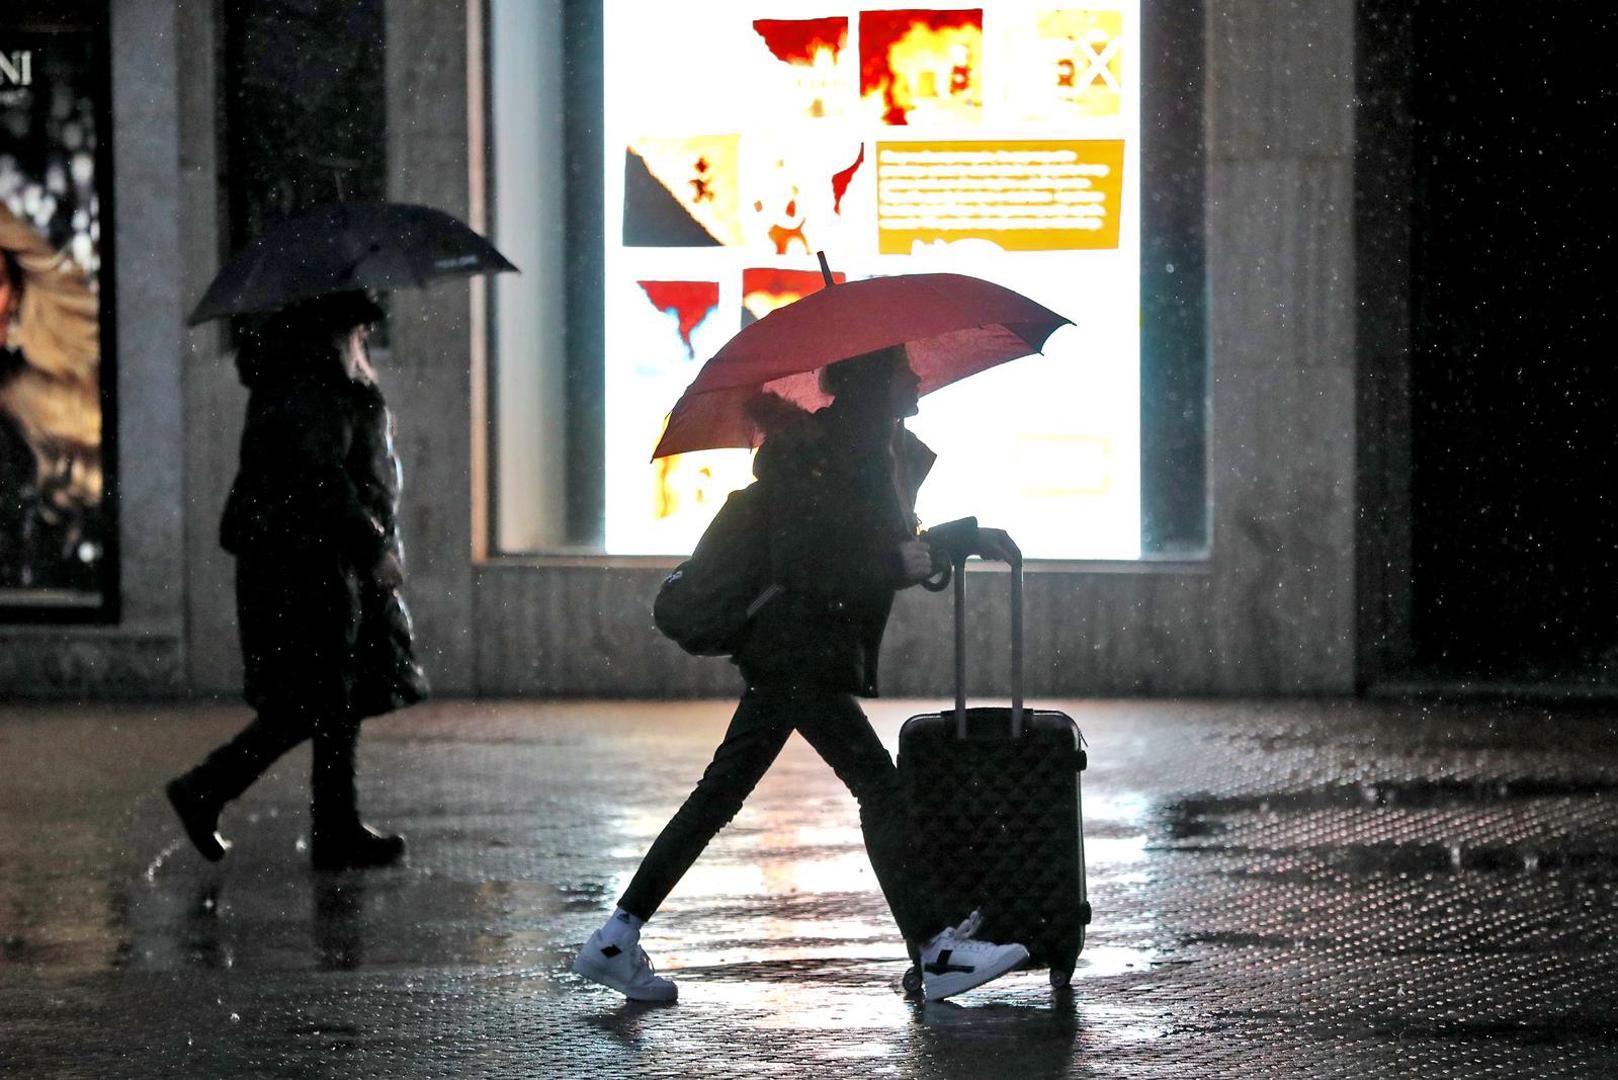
[603, 3, 1139, 559]
[0, 11, 115, 617]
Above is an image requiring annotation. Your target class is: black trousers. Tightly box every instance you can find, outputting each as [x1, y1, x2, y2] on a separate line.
[618, 687, 948, 943]
[180, 711, 365, 828]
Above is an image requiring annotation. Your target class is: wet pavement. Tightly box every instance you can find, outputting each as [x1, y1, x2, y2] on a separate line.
[2, 697, 1616, 1078]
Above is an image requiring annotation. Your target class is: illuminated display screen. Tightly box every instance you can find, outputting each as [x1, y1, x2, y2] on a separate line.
[603, 2, 1140, 559]
[1, 12, 116, 618]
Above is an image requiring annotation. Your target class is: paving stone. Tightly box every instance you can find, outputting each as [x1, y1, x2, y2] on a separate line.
[1, 698, 1615, 1077]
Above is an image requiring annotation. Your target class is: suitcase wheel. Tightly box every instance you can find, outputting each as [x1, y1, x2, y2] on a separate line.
[1049, 966, 1072, 989]
[902, 966, 924, 997]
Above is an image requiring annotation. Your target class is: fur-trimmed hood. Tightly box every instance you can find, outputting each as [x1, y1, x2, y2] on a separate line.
[745, 390, 936, 504]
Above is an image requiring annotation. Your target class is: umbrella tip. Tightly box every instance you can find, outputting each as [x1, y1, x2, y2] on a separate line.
[816, 250, 835, 288]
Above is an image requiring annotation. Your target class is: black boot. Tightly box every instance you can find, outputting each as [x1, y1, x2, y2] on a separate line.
[310, 721, 404, 871]
[167, 715, 305, 862]
[166, 774, 229, 862]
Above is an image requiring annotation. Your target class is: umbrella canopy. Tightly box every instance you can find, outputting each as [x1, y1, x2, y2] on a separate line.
[652, 272, 1072, 459]
[188, 202, 517, 325]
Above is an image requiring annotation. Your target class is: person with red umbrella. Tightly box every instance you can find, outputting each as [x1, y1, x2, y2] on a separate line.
[574, 326, 1040, 1003]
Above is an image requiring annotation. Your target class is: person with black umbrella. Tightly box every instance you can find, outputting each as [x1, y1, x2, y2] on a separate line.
[166, 290, 428, 870]
[167, 201, 514, 869]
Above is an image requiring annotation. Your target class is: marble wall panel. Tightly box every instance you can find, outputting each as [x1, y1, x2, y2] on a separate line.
[1208, 158, 1355, 371]
[0, 630, 183, 696]
[111, 0, 187, 636]
[1209, 361, 1357, 692]
[473, 564, 740, 697]
[876, 570, 1220, 700]
[1207, 0, 1356, 161]
[385, 0, 477, 694]
[177, 0, 244, 697]
[179, 357, 246, 696]
[469, 566, 1232, 700]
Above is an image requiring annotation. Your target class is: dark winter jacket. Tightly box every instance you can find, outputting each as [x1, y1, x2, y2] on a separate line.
[734, 398, 935, 696]
[221, 353, 427, 721]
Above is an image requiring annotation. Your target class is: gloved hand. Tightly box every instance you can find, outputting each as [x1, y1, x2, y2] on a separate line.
[974, 527, 1022, 565]
[922, 517, 980, 565]
[897, 539, 936, 583]
[922, 518, 1021, 565]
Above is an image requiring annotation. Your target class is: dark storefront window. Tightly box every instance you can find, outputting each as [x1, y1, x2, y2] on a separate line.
[222, 1, 387, 296]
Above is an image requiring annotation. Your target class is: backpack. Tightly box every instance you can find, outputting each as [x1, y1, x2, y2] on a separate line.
[653, 483, 782, 656]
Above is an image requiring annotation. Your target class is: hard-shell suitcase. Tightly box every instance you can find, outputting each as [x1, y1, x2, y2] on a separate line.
[897, 559, 1091, 992]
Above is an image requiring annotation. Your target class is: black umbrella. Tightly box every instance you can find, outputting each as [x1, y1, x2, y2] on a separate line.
[188, 202, 518, 325]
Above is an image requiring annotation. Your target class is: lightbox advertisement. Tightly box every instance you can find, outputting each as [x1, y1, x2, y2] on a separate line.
[603, 3, 1139, 559]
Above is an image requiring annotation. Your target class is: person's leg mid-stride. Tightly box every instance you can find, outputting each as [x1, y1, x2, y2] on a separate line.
[571, 687, 1027, 1002]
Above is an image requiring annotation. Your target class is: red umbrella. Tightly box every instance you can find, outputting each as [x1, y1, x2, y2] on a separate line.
[651, 266, 1072, 459]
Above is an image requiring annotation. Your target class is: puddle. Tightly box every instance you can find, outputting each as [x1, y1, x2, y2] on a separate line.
[1164, 777, 1618, 819]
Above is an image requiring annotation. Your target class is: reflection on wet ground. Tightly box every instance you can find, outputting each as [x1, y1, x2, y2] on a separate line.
[1, 698, 1616, 1077]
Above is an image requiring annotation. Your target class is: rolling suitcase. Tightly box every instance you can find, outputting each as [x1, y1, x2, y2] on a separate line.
[898, 559, 1091, 992]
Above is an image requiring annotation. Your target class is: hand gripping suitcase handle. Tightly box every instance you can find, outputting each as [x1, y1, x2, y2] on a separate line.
[953, 555, 1024, 739]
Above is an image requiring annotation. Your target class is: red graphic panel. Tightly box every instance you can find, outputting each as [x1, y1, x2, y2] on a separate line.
[830, 143, 866, 215]
[859, 9, 983, 126]
[741, 267, 846, 324]
[637, 280, 720, 356]
[752, 17, 848, 64]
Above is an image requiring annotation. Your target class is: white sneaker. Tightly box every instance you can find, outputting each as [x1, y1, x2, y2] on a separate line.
[572, 929, 678, 1002]
[919, 911, 1029, 1001]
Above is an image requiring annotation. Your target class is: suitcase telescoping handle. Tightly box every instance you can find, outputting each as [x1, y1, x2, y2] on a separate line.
[952, 554, 1024, 739]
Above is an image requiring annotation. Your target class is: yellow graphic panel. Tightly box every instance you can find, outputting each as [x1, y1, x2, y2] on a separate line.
[654, 451, 734, 521]
[1016, 433, 1113, 498]
[1038, 9, 1124, 117]
[629, 135, 744, 247]
[877, 139, 1125, 253]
